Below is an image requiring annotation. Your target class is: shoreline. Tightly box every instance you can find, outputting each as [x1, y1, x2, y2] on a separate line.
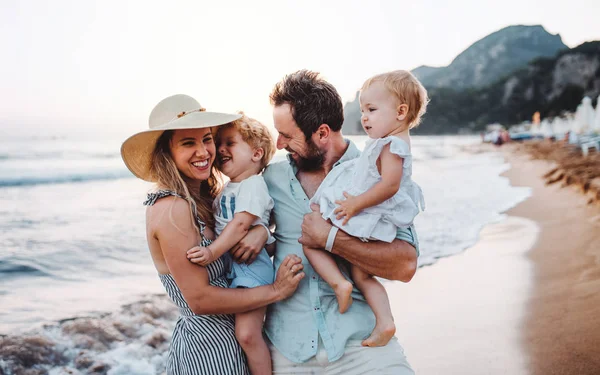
[390, 144, 600, 374]
[390, 215, 537, 374]
[503, 147, 600, 375]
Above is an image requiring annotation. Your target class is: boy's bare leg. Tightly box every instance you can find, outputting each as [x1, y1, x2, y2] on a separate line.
[351, 265, 396, 347]
[303, 246, 353, 313]
[235, 307, 270, 375]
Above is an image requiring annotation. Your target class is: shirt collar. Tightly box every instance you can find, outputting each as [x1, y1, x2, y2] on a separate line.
[286, 139, 360, 173]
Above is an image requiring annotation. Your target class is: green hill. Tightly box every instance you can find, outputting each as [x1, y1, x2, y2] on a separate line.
[342, 25, 599, 135]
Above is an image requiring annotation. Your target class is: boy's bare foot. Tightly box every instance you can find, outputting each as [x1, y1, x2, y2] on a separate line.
[333, 280, 353, 313]
[361, 321, 396, 347]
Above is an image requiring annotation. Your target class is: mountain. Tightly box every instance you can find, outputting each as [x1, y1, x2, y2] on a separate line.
[342, 26, 599, 135]
[411, 66, 443, 82]
[413, 25, 567, 89]
[417, 41, 600, 134]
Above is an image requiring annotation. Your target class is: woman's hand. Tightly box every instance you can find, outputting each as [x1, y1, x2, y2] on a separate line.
[186, 245, 214, 266]
[272, 254, 305, 300]
[231, 225, 269, 264]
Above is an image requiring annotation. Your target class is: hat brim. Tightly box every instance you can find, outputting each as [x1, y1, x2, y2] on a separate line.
[121, 111, 241, 182]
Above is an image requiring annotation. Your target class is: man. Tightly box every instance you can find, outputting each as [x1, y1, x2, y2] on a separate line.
[261, 70, 419, 374]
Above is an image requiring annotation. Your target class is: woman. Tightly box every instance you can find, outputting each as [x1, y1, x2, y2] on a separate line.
[121, 94, 304, 374]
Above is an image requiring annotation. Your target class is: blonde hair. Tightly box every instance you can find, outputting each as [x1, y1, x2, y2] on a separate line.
[149, 129, 222, 236]
[362, 70, 429, 128]
[217, 112, 276, 170]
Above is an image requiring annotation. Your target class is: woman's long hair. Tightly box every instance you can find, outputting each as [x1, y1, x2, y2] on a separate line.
[149, 129, 222, 237]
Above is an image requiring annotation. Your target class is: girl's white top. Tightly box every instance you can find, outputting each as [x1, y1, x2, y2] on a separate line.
[310, 136, 425, 243]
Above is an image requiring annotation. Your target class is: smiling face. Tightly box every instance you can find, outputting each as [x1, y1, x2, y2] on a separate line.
[169, 128, 216, 186]
[216, 126, 262, 182]
[273, 103, 324, 171]
[359, 81, 406, 139]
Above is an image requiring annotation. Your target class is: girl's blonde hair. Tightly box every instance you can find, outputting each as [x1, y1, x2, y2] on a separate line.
[149, 129, 222, 236]
[217, 112, 276, 170]
[362, 70, 429, 129]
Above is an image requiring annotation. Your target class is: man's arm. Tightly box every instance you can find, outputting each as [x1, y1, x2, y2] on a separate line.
[299, 205, 417, 282]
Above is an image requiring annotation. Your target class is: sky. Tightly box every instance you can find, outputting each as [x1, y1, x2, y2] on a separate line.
[1, 0, 600, 136]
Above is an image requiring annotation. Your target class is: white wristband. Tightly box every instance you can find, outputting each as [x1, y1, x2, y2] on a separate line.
[324, 226, 339, 252]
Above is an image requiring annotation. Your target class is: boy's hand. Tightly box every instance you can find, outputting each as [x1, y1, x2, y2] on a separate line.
[187, 245, 214, 266]
[334, 192, 360, 225]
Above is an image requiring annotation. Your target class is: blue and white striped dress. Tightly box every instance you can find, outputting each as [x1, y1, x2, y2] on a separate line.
[145, 190, 249, 375]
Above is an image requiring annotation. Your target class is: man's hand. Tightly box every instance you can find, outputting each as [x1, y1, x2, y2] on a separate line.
[298, 204, 332, 249]
[187, 245, 214, 266]
[334, 191, 361, 225]
[231, 225, 268, 264]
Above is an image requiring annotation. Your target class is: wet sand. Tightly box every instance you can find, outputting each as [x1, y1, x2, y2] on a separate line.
[504, 150, 600, 375]
[388, 146, 600, 374]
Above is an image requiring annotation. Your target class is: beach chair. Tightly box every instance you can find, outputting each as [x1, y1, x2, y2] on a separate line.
[580, 137, 600, 156]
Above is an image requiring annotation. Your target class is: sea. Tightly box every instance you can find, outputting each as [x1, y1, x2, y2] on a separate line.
[0, 131, 531, 374]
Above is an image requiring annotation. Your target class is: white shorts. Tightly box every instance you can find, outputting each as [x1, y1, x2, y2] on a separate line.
[269, 337, 414, 375]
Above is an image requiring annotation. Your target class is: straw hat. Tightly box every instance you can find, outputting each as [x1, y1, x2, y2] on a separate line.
[121, 94, 241, 181]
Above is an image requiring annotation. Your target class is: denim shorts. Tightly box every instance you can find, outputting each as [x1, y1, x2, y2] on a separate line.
[227, 248, 275, 288]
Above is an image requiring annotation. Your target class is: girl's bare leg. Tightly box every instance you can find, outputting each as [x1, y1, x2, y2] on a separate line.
[352, 265, 396, 347]
[235, 307, 270, 375]
[303, 246, 353, 313]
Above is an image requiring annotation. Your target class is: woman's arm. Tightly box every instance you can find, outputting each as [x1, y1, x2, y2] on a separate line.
[153, 198, 303, 315]
[334, 144, 404, 224]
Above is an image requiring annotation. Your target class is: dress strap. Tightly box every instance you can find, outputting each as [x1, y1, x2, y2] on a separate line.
[143, 189, 184, 206]
[143, 189, 207, 235]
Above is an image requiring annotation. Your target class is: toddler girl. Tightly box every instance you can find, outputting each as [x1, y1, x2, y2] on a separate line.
[306, 70, 427, 347]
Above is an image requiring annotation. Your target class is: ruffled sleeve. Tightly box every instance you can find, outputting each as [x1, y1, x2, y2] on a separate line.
[362, 137, 412, 173]
[387, 137, 411, 159]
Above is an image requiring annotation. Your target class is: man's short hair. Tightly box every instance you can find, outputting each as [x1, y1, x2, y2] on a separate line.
[270, 70, 344, 139]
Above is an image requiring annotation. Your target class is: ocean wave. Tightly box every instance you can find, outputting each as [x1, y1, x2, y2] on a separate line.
[0, 151, 122, 161]
[0, 171, 133, 188]
[0, 261, 51, 278]
[0, 295, 176, 375]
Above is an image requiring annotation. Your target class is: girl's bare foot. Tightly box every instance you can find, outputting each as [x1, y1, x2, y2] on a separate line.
[361, 321, 396, 347]
[333, 280, 353, 313]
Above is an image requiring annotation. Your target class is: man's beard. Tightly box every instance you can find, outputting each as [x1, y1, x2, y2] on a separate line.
[290, 138, 324, 172]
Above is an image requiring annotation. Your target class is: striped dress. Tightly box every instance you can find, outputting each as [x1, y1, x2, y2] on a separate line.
[145, 190, 249, 375]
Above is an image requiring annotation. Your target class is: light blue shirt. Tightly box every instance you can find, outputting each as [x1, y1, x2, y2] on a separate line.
[263, 140, 419, 363]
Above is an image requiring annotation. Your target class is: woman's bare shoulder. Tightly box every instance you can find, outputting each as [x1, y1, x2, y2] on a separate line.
[146, 195, 194, 232]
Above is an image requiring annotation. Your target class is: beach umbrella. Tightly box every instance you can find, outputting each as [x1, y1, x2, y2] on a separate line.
[594, 95, 600, 132]
[573, 104, 583, 133]
[540, 119, 553, 138]
[580, 97, 595, 132]
[551, 118, 564, 139]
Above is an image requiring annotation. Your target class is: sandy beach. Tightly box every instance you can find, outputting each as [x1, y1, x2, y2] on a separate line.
[389, 145, 600, 374]
[2, 138, 599, 374]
